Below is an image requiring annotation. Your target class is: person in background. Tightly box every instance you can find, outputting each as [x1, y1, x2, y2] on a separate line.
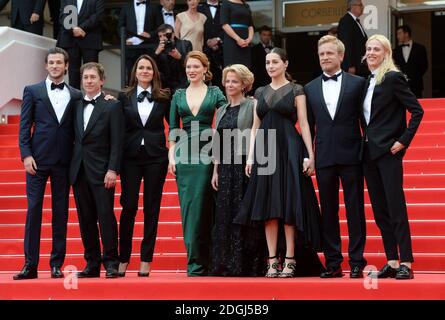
[157, 0, 176, 30]
[175, 0, 207, 51]
[251, 25, 273, 91]
[47, 0, 61, 39]
[0, 0, 45, 35]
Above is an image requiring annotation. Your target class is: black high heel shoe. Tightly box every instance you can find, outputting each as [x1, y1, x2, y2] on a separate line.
[265, 256, 281, 278]
[279, 257, 296, 278]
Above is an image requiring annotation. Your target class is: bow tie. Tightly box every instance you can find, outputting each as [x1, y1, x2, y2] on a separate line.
[51, 82, 65, 90]
[137, 90, 154, 103]
[356, 18, 361, 23]
[208, 4, 218, 8]
[322, 73, 341, 82]
[136, 1, 146, 5]
[368, 74, 375, 80]
[83, 98, 96, 107]
[401, 43, 410, 47]
[163, 12, 173, 16]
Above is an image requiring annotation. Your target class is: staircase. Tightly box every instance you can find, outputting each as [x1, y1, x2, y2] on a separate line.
[0, 99, 445, 274]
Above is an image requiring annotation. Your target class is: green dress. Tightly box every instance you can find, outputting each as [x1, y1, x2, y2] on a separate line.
[169, 86, 226, 276]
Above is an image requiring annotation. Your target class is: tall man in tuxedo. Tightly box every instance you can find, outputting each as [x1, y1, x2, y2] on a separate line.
[15, 47, 82, 280]
[70, 62, 124, 278]
[157, 0, 176, 30]
[337, 0, 368, 77]
[57, 0, 105, 89]
[393, 25, 428, 98]
[251, 25, 273, 91]
[119, 0, 162, 84]
[304, 35, 367, 278]
[198, 0, 223, 89]
[0, 0, 45, 35]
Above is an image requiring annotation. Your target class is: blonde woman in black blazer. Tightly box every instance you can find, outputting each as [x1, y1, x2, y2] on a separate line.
[362, 35, 423, 280]
[117, 55, 171, 277]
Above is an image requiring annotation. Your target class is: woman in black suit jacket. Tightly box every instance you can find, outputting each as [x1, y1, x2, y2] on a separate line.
[362, 35, 423, 280]
[118, 55, 171, 277]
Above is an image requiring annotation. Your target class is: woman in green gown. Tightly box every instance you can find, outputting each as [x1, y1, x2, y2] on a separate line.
[168, 51, 226, 276]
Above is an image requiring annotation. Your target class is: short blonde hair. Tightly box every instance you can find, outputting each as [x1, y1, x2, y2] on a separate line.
[318, 35, 345, 54]
[222, 64, 254, 93]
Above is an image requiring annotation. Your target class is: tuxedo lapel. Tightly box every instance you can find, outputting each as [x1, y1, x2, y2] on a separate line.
[333, 74, 347, 120]
[76, 99, 84, 137]
[369, 83, 383, 124]
[129, 3, 138, 31]
[131, 92, 144, 127]
[316, 77, 332, 120]
[83, 95, 105, 138]
[145, 101, 158, 128]
[37, 82, 59, 123]
[78, 0, 87, 17]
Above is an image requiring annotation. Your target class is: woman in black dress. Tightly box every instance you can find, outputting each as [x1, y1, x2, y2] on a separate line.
[221, 0, 254, 68]
[117, 55, 171, 277]
[234, 48, 323, 278]
[210, 64, 266, 276]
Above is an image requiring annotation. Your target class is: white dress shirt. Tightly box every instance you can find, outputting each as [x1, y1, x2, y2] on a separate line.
[363, 69, 379, 125]
[322, 70, 342, 120]
[45, 77, 71, 123]
[207, 1, 217, 19]
[402, 40, 413, 63]
[83, 92, 101, 131]
[348, 11, 366, 37]
[137, 86, 154, 145]
[128, 0, 147, 45]
[77, 0, 84, 13]
[162, 8, 175, 30]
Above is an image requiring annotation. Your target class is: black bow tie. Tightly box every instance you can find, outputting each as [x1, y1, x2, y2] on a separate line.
[208, 4, 218, 8]
[51, 82, 65, 90]
[401, 43, 410, 47]
[136, 1, 146, 6]
[164, 12, 173, 16]
[322, 73, 341, 82]
[137, 90, 154, 103]
[368, 74, 375, 80]
[83, 98, 96, 107]
[356, 18, 361, 23]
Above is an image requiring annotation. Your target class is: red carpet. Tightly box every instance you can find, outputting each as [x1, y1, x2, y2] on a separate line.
[0, 98, 444, 299]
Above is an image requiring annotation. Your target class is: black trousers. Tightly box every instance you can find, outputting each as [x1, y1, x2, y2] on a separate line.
[65, 47, 99, 89]
[364, 150, 414, 263]
[119, 147, 168, 263]
[12, 14, 43, 35]
[316, 164, 367, 269]
[24, 164, 70, 268]
[73, 166, 119, 270]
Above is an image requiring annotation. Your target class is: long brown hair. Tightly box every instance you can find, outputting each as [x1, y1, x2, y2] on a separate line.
[123, 54, 170, 101]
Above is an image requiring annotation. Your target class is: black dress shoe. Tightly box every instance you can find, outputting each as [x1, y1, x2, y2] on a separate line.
[320, 267, 344, 278]
[13, 265, 38, 280]
[350, 266, 364, 278]
[396, 265, 414, 280]
[368, 264, 398, 278]
[77, 268, 100, 278]
[105, 268, 119, 278]
[51, 267, 64, 279]
[137, 271, 150, 277]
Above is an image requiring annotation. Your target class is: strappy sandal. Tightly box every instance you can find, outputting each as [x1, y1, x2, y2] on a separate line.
[279, 256, 296, 278]
[265, 256, 281, 278]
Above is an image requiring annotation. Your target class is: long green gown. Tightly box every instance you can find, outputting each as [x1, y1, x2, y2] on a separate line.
[169, 86, 226, 276]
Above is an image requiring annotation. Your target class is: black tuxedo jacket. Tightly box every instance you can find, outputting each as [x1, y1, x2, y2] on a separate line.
[19, 81, 82, 166]
[337, 13, 367, 72]
[0, 0, 45, 26]
[361, 71, 424, 161]
[198, 2, 223, 43]
[70, 94, 124, 185]
[118, 1, 161, 42]
[251, 43, 270, 90]
[305, 72, 366, 169]
[155, 5, 176, 26]
[118, 91, 170, 160]
[57, 0, 105, 50]
[393, 42, 428, 93]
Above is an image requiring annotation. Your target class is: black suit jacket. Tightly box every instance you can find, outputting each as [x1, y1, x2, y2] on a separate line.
[361, 71, 424, 161]
[57, 0, 105, 50]
[337, 13, 367, 73]
[198, 2, 223, 43]
[393, 42, 428, 94]
[0, 0, 45, 27]
[251, 43, 270, 90]
[155, 5, 176, 27]
[305, 72, 366, 169]
[119, 91, 170, 160]
[70, 94, 124, 185]
[118, 1, 161, 43]
[19, 81, 82, 166]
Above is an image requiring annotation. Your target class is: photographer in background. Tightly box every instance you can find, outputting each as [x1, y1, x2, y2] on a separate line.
[154, 24, 192, 93]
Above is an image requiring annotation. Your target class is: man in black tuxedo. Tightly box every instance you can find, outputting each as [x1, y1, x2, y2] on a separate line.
[305, 35, 367, 278]
[70, 62, 124, 278]
[337, 0, 368, 77]
[251, 25, 273, 91]
[154, 24, 192, 93]
[157, 0, 176, 30]
[198, 0, 223, 89]
[393, 25, 428, 98]
[0, 0, 45, 35]
[15, 48, 82, 280]
[57, 0, 105, 89]
[119, 0, 162, 84]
